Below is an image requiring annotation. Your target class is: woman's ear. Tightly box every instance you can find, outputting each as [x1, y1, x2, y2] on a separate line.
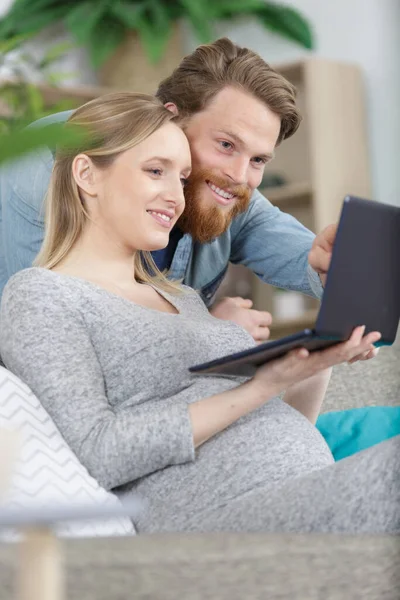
[72, 154, 98, 197]
[164, 102, 179, 116]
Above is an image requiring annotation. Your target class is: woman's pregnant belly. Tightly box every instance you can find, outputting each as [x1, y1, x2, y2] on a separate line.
[122, 397, 334, 532]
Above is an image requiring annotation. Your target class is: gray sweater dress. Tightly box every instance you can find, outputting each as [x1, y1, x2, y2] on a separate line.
[1, 269, 399, 534]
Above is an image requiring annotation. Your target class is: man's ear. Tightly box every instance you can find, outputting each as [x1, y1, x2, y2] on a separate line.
[164, 102, 179, 116]
[72, 154, 98, 197]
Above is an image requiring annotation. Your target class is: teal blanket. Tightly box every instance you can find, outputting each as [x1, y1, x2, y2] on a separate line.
[316, 406, 400, 461]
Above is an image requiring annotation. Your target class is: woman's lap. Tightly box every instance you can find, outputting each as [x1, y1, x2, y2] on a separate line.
[162, 435, 400, 534]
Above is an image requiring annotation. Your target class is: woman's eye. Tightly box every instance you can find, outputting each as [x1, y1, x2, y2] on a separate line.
[148, 168, 163, 176]
[180, 177, 189, 188]
[219, 141, 233, 150]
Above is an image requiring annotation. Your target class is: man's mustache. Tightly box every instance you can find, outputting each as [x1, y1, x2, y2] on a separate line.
[185, 169, 251, 200]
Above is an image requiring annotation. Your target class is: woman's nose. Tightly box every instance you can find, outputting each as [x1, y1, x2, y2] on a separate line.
[163, 183, 185, 208]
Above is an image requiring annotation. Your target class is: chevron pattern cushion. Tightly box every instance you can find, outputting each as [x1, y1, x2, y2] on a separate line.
[0, 366, 135, 537]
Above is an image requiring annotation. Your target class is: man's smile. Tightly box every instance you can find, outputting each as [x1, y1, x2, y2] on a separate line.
[206, 180, 236, 206]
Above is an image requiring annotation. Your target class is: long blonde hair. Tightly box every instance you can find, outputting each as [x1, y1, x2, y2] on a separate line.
[34, 92, 183, 294]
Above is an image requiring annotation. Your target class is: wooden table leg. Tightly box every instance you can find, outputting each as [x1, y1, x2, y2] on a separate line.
[17, 527, 64, 600]
[0, 429, 20, 500]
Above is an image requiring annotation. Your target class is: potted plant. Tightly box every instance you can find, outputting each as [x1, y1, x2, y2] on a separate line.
[0, 0, 314, 92]
[0, 37, 88, 165]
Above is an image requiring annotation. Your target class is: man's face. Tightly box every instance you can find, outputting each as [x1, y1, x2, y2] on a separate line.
[178, 86, 281, 242]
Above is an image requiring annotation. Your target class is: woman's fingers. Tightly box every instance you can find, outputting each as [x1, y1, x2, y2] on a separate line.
[335, 326, 380, 361]
[348, 345, 380, 364]
[274, 327, 381, 383]
[296, 326, 381, 369]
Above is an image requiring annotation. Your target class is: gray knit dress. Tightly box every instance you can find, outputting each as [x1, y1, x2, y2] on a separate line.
[1, 268, 399, 534]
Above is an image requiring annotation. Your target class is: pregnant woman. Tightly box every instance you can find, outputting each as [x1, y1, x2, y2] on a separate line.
[0, 92, 397, 534]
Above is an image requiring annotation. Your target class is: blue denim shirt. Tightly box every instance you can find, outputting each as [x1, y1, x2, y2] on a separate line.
[0, 110, 323, 305]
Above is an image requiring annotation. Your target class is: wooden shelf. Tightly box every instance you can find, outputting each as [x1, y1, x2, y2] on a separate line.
[0, 80, 108, 117]
[260, 181, 313, 205]
[271, 59, 304, 82]
[36, 82, 110, 106]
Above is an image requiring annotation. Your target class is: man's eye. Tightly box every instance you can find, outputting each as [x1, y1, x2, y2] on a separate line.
[220, 141, 233, 150]
[252, 157, 267, 165]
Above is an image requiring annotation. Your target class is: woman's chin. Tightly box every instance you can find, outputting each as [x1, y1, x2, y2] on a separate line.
[141, 238, 169, 252]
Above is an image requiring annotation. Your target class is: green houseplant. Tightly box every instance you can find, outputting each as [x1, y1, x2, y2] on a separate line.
[0, 0, 314, 70]
[0, 37, 87, 165]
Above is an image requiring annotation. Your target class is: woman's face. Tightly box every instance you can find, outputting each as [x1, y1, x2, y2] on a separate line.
[76, 121, 191, 253]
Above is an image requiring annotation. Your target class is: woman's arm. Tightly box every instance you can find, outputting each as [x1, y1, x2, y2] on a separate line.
[0, 271, 280, 490]
[283, 368, 333, 424]
[189, 378, 279, 447]
[0, 273, 195, 490]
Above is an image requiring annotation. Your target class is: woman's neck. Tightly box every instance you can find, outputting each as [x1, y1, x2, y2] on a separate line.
[53, 229, 139, 289]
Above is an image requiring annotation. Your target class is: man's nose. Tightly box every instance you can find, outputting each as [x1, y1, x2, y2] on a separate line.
[223, 158, 248, 186]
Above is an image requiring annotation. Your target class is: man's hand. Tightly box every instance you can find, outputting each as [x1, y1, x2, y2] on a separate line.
[210, 296, 272, 342]
[308, 223, 337, 287]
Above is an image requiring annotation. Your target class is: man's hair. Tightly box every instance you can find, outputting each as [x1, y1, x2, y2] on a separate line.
[156, 37, 301, 144]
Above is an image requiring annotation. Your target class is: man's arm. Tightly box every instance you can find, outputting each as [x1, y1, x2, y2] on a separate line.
[229, 188, 324, 300]
[0, 111, 73, 299]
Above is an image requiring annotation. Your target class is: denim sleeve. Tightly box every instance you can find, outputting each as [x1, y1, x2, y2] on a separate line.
[0, 111, 72, 298]
[0, 149, 52, 297]
[229, 189, 324, 299]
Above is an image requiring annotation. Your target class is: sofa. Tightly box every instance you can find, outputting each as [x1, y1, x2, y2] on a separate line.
[0, 332, 399, 600]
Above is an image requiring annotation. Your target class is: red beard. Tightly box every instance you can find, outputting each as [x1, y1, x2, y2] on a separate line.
[178, 168, 252, 243]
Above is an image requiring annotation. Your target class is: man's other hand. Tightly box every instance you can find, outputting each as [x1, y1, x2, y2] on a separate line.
[308, 223, 337, 287]
[210, 296, 272, 342]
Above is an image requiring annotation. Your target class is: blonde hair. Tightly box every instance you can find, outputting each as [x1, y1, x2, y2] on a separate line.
[157, 37, 301, 144]
[35, 92, 183, 294]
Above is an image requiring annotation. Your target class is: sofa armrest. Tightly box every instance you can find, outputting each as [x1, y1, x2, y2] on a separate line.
[323, 333, 400, 413]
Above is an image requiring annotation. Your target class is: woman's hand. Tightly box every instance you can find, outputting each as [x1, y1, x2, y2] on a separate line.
[253, 325, 381, 393]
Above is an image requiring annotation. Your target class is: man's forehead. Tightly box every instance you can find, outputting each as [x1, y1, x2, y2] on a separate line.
[201, 91, 280, 152]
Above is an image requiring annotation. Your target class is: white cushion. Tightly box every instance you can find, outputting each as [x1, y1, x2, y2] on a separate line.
[0, 366, 135, 537]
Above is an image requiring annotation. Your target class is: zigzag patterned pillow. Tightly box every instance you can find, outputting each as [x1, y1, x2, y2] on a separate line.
[0, 366, 135, 537]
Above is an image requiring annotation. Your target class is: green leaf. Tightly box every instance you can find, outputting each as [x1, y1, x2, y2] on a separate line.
[4, 5, 71, 38]
[65, 0, 109, 46]
[0, 1, 68, 39]
[38, 40, 76, 70]
[0, 122, 89, 165]
[0, 33, 34, 54]
[44, 71, 78, 86]
[110, 0, 147, 28]
[86, 16, 126, 69]
[39, 6, 75, 31]
[211, 0, 266, 18]
[136, 0, 172, 63]
[256, 3, 314, 49]
[178, 0, 214, 43]
[25, 84, 45, 119]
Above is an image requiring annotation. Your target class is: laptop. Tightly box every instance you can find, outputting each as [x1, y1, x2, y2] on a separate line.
[189, 195, 400, 377]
